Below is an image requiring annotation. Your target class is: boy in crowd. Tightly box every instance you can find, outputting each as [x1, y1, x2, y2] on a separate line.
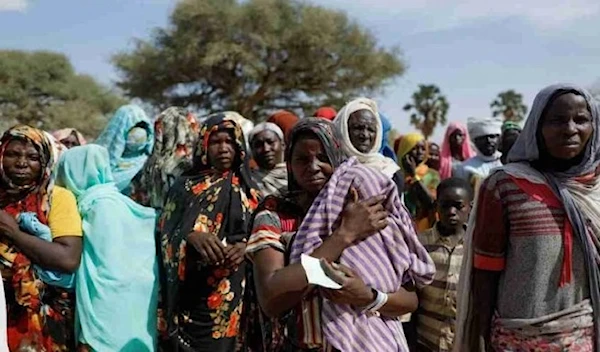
[415, 178, 473, 352]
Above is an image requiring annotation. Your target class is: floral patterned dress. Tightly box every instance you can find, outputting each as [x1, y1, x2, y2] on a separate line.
[158, 113, 260, 352]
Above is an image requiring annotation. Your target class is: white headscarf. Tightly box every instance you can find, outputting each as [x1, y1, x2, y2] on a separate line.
[467, 117, 503, 140]
[334, 98, 400, 177]
[248, 122, 284, 145]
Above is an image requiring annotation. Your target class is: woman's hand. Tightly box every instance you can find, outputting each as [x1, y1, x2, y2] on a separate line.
[224, 241, 246, 269]
[336, 191, 388, 245]
[187, 231, 225, 265]
[403, 155, 417, 178]
[320, 260, 374, 307]
[0, 210, 19, 239]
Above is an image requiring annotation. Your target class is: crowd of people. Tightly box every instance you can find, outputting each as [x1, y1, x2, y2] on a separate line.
[0, 83, 597, 352]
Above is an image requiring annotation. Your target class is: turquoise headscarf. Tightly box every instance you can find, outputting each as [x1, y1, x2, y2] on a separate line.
[55, 145, 158, 352]
[95, 104, 154, 193]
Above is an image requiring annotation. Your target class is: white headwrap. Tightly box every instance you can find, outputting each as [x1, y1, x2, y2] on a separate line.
[467, 117, 503, 140]
[248, 122, 284, 145]
[334, 98, 400, 177]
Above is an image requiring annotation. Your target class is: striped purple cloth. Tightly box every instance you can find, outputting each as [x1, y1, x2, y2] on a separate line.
[290, 157, 435, 352]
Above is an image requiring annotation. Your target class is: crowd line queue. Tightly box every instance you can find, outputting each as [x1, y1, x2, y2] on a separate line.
[0, 83, 597, 352]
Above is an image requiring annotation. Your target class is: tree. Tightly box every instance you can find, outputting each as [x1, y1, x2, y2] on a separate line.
[112, 0, 405, 120]
[403, 84, 449, 139]
[0, 50, 126, 137]
[490, 90, 527, 122]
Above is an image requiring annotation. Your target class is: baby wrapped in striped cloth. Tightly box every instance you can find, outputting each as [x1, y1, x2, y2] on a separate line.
[290, 157, 435, 352]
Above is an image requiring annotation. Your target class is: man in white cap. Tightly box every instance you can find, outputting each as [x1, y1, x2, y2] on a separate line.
[455, 117, 503, 186]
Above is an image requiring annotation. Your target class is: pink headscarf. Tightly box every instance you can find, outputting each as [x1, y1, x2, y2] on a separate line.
[439, 122, 476, 179]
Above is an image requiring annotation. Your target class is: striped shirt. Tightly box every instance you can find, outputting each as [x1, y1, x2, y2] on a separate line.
[416, 225, 464, 352]
[473, 171, 588, 320]
[289, 158, 435, 352]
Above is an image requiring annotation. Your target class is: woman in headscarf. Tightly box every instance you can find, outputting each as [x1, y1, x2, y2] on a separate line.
[52, 128, 87, 149]
[455, 84, 600, 351]
[267, 110, 300, 141]
[158, 112, 260, 351]
[395, 133, 439, 232]
[130, 107, 199, 211]
[55, 145, 158, 352]
[95, 104, 154, 194]
[248, 122, 287, 197]
[242, 118, 429, 352]
[439, 122, 476, 180]
[334, 98, 403, 192]
[0, 125, 83, 351]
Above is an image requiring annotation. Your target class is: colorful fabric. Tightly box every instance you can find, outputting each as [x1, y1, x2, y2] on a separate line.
[243, 196, 304, 352]
[221, 111, 255, 151]
[439, 122, 476, 180]
[289, 158, 435, 352]
[131, 107, 199, 210]
[52, 128, 87, 146]
[17, 212, 75, 289]
[379, 113, 398, 162]
[334, 98, 400, 177]
[56, 144, 158, 351]
[314, 107, 337, 121]
[0, 125, 76, 351]
[455, 83, 600, 352]
[416, 225, 464, 352]
[158, 113, 260, 350]
[490, 300, 594, 352]
[94, 104, 153, 192]
[267, 110, 300, 140]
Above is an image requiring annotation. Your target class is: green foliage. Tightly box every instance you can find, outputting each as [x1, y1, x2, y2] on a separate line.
[403, 84, 449, 139]
[490, 90, 527, 122]
[112, 0, 405, 120]
[0, 50, 126, 138]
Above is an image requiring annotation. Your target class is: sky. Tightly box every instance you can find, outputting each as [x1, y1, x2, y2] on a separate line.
[1, 0, 600, 141]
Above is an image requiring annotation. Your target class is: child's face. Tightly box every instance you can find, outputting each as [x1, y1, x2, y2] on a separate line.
[437, 187, 471, 231]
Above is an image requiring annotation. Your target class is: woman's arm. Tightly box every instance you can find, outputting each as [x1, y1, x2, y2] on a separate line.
[0, 209, 82, 273]
[253, 229, 354, 317]
[321, 262, 419, 317]
[378, 286, 418, 317]
[6, 230, 82, 273]
[470, 269, 500, 349]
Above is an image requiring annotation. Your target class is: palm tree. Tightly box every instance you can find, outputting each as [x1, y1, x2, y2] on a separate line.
[490, 90, 528, 122]
[403, 84, 449, 139]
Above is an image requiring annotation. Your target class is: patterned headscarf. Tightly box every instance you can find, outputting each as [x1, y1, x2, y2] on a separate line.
[131, 107, 199, 209]
[0, 125, 54, 221]
[286, 118, 346, 193]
